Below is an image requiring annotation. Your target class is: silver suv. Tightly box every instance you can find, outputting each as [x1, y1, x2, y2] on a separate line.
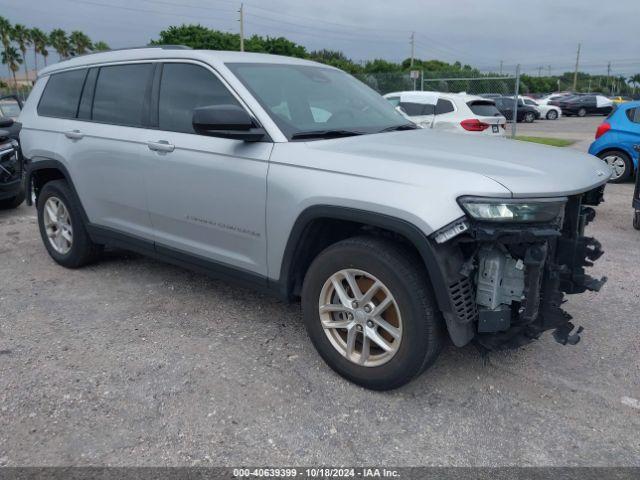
[19, 47, 609, 390]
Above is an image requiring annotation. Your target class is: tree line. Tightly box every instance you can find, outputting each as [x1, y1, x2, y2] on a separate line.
[0, 16, 109, 90]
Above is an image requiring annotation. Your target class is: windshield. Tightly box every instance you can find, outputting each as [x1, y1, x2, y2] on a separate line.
[226, 63, 411, 140]
[0, 101, 21, 119]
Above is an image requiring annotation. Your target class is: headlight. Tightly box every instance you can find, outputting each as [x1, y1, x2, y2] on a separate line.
[458, 196, 566, 222]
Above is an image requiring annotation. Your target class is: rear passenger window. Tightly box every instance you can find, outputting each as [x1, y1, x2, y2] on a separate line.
[435, 99, 454, 115]
[626, 108, 640, 123]
[399, 102, 434, 116]
[92, 63, 154, 127]
[38, 69, 87, 118]
[158, 63, 242, 134]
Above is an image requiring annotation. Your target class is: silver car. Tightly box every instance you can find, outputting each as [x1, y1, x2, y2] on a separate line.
[19, 47, 609, 390]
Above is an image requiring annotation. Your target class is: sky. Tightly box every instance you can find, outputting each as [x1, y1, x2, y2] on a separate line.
[1, 0, 639, 78]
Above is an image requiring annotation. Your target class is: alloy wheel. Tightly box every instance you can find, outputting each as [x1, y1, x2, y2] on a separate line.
[43, 196, 73, 254]
[602, 155, 627, 180]
[318, 269, 402, 367]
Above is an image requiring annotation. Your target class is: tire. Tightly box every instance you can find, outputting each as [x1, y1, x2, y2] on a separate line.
[37, 179, 102, 268]
[0, 189, 25, 209]
[634, 211, 640, 231]
[546, 109, 558, 120]
[301, 236, 444, 390]
[597, 150, 632, 183]
[578, 108, 587, 117]
[524, 112, 535, 123]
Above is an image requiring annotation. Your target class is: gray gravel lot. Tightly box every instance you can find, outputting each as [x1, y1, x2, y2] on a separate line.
[1, 122, 639, 466]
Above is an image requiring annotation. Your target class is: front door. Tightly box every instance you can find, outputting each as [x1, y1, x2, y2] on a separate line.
[144, 62, 272, 276]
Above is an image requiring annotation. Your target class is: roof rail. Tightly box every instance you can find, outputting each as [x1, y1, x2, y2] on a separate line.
[70, 44, 192, 59]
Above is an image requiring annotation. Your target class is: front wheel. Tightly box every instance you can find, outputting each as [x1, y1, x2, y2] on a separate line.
[546, 109, 558, 120]
[598, 151, 632, 183]
[301, 236, 443, 390]
[578, 108, 587, 117]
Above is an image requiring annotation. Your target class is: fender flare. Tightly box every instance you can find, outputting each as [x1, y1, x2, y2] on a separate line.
[276, 205, 455, 317]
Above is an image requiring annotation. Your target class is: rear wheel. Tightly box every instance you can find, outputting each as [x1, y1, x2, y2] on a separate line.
[37, 179, 102, 267]
[598, 150, 632, 183]
[546, 109, 558, 120]
[301, 236, 443, 390]
[578, 108, 587, 117]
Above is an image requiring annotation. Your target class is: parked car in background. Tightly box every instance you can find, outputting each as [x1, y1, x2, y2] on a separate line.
[0, 118, 24, 209]
[559, 95, 613, 117]
[0, 95, 23, 140]
[384, 91, 506, 135]
[494, 96, 539, 123]
[588, 101, 640, 183]
[610, 96, 632, 105]
[522, 96, 561, 120]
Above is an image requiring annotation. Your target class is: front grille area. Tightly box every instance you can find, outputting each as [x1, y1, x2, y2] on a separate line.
[448, 277, 478, 324]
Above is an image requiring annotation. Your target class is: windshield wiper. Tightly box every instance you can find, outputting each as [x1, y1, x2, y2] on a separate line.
[291, 129, 365, 140]
[378, 123, 419, 133]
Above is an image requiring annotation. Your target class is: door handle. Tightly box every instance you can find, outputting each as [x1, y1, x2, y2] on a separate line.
[147, 140, 175, 153]
[64, 130, 84, 140]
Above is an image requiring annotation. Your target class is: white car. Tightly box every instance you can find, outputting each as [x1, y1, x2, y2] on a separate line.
[522, 96, 561, 120]
[384, 91, 506, 135]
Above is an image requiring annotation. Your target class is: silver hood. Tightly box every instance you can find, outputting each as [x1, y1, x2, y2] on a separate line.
[304, 128, 610, 198]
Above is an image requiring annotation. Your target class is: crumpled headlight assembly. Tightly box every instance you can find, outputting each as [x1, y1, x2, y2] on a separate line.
[458, 196, 567, 223]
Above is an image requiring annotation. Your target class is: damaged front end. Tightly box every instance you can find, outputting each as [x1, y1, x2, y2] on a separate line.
[430, 186, 607, 350]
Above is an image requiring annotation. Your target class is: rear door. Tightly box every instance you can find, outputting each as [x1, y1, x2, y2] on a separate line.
[431, 98, 457, 130]
[622, 107, 640, 164]
[144, 61, 271, 276]
[58, 63, 156, 239]
[399, 101, 435, 127]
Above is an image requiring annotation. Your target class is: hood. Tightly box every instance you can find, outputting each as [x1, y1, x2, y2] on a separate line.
[303, 129, 609, 198]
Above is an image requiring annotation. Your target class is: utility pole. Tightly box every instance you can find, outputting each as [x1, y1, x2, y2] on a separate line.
[547, 65, 551, 77]
[572, 42, 581, 91]
[537, 66, 543, 77]
[238, 3, 244, 52]
[410, 32, 415, 67]
[512, 64, 520, 139]
[499, 60, 503, 75]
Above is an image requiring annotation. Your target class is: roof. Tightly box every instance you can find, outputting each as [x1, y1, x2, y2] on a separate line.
[37, 47, 325, 77]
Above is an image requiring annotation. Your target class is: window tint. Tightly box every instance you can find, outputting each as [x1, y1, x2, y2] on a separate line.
[399, 102, 434, 116]
[435, 99, 454, 115]
[467, 101, 501, 116]
[626, 107, 640, 123]
[524, 99, 537, 106]
[385, 96, 400, 107]
[38, 69, 87, 118]
[159, 63, 241, 134]
[92, 63, 153, 126]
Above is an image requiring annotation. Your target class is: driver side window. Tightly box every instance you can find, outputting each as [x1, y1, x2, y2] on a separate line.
[158, 63, 242, 134]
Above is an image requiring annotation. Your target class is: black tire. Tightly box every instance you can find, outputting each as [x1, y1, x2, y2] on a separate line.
[597, 150, 632, 183]
[634, 211, 640, 231]
[301, 236, 444, 390]
[578, 108, 587, 117]
[546, 109, 558, 120]
[37, 179, 102, 268]
[0, 189, 25, 209]
[524, 112, 535, 123]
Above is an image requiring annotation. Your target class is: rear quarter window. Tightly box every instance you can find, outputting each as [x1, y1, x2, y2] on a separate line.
[467, 101, 501, 116]
[435, 99, 454, 115]
[37, 69, 88, 118]
[626, 107, 640, 123]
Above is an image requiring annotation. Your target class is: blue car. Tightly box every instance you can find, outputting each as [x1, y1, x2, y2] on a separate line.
[588, 101, 640, 183]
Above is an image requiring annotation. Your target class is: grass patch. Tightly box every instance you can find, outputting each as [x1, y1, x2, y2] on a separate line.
[514, 136, 576, 147]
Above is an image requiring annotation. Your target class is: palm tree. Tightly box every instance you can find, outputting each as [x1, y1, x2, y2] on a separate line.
[0, 16, 11, 51]
[30, 27, 48, 73]
[69, 30, 92, 56]
[629, 74, 640, 94]
[12, 24, 31, 83]
[1, 45, 23, 92]
[93, 41, 110, 52]
[49, 29, 70, 60]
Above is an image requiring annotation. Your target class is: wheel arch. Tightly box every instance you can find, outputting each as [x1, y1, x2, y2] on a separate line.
[275, 205, 454, 317]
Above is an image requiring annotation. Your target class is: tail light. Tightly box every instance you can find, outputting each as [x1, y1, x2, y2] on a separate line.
[460, 119, 490, 131]
[595, 122, 611, 139]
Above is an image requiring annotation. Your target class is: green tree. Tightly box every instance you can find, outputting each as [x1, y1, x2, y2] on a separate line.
[1, 45, 23, 92]
[49, 29, 70, 60]
[93, 40, 110, 52]
[0, 16, 11, 51]
[30, 27, 48, 72]
[69, 30, 92, 56]
[11, 24, 31, 83]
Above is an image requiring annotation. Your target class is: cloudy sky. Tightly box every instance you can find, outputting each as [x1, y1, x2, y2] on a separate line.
[1, 0, 639, 78]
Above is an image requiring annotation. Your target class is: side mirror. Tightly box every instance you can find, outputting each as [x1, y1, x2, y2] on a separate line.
[192, 105, 265, 142]
[0, 117, 14, 129]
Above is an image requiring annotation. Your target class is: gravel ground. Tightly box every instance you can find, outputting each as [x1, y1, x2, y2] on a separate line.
[1, 154, 639, 466]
